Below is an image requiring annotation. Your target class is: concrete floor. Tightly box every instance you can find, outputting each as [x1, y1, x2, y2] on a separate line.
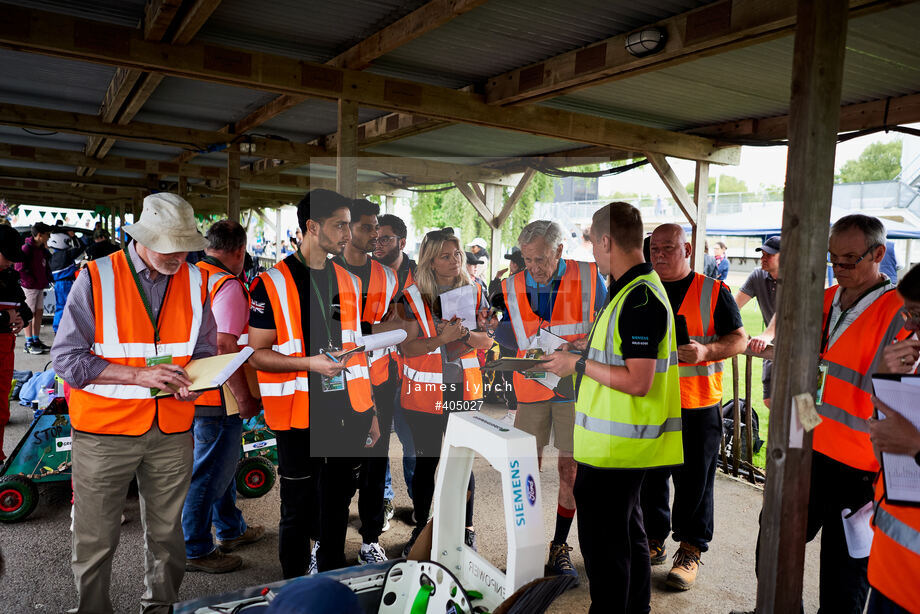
[0, 330, 821, 613]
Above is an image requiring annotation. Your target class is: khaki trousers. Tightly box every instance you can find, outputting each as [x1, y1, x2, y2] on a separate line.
[71, 425, 193, 614]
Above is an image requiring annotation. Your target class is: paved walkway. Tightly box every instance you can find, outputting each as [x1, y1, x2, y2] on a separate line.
[1, 333, 821, 613]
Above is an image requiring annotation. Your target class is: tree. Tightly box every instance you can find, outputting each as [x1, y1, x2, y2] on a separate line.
[410, 172, 555, 250]
[685, 174, 748, 196]
[835, 140, 902, 183]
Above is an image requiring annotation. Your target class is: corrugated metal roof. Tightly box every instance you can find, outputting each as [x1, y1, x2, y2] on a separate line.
[133, 77, 278, 132]
[370, 0, 718, 88]
[196, 0, 430, 63]
[3, 0, 146, 27]
[365, 124, 579, 160]
[0, 48, 116, 115]
[540, 3, 920, 132]
[258, 100, 388, 143]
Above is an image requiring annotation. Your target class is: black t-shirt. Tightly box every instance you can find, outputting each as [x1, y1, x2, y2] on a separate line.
[249, 255, 348, 412]
[606, 263, 668, 360]
[662, 272, 744, 337]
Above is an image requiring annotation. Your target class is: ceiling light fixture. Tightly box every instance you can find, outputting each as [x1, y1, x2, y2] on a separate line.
[625, 28, 667, 58]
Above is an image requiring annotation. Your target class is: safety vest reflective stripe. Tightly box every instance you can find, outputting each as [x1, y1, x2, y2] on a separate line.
[82, 383, 154, 399]
[577, 261, 593, 324]
[875, 506, 920, 557]
[586, 347, 676, 373]
[237, 333, 249, 345]
[92, 341, 198, 359]
[699, 276, 714, 333]
[405, 285, 435, 339]
[815, 402, 870, 433]
[503, 280, 529, 348]
[575, 412, 682, 439]
[260, 376, 309, 397]
[690, 334, 719, 344]
[207, 270, 231, 294]
[365, 262, 399, 385]
[545, 322, 592, 336]
[403, 364, 443, 384]
[678, 363, 724, 377]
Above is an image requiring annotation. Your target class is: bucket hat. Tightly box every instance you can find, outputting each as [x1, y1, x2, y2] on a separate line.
[124, 193, 208, 253]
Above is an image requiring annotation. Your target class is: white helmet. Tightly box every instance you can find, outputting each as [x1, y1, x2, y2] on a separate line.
[47, 233, 71, 251]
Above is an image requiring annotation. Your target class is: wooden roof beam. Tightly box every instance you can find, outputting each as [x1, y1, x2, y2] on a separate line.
[0, 167, 150, 190]
[0, 3, 736, 163]
[83, 0, 223, 173]
[690, 91, 920, 141]
[485, 0, 912, 106]
[0, 103, 325, 159]
[178, 0, 486, 164]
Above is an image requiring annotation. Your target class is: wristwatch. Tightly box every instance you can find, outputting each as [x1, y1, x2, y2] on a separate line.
[914, 449, 920, 468]
[575, 356, 587, 375]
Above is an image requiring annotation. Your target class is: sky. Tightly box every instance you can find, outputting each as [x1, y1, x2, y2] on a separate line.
[598, 126, 917, 198]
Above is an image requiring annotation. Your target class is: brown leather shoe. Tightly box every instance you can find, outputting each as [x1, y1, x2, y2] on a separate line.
[666, 542, 702, 590]
[217, 525, 266, 553]
[185, 549, 242, 574]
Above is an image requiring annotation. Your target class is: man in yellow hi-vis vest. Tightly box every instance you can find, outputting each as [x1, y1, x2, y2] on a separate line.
[543, 201, 682, 614]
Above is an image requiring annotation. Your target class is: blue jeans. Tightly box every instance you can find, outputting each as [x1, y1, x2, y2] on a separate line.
[392, 394, 416, 499]
[53, 278, 74, 333]
[182, 415, 247, 558]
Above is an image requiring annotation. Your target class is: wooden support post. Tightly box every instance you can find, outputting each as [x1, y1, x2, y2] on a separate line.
[336, 99, 359, 198]
[692, 162, 709, 271]
[647, 153, 697, 225]
[384, 195, 395, 215]
[756, 0, 849, 611]
[227, 148, 241, 222]
[454, 182, 494, 224]
[485, 184, 503, 281]
[275, 207, 283, 264]
[178, 175, 188, 198]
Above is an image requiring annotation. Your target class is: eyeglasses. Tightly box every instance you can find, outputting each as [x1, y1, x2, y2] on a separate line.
[376, 235, 400, 245]
[827, 244, 879, 270]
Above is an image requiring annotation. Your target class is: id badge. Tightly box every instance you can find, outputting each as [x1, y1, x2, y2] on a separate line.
[146, 354, 173, 397]
[524, 348, 546, 380]
[321, 347, 346, 392]
[816, 361, 828, 405]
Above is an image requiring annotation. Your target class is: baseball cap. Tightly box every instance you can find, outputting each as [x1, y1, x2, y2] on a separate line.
[755, 236, 781, 255]
[0, 225, 24, 263]
[465, 251, 483, 266]
[505, 246, 524, 269]
[468, 238, 488, 249]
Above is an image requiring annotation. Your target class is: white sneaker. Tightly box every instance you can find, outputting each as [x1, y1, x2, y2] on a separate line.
[359, 542, 388, 565]
[308, 541, 320, 575]
[499, 410, 517, 427]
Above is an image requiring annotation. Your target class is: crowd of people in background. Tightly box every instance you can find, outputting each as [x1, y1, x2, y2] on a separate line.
[1, 193, 919, 614]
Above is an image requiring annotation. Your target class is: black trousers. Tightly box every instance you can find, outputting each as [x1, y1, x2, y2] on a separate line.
[404, 384, 475, 531]
[640, 403, 722, 551]
[275, 428, 321, 579]
[575, 464, 649, 614]
[755, 451, 875, 614]
[357, 376, 398, 544]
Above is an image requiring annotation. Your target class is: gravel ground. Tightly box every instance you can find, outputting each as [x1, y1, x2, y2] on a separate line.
[0, 331, 821, 613]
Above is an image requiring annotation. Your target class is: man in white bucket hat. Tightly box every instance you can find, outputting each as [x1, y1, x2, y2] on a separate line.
[52, 193, 218, 614]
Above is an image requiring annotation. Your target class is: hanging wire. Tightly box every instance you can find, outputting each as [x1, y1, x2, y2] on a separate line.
[529, 158, 649, 178]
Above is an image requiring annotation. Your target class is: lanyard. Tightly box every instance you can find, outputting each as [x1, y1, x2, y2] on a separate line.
[308, 260, 338, 344]
[124, 248, 166, 345]
[821, 279, 891, 353]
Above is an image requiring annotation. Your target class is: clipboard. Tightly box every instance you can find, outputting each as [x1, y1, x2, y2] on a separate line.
[153, 348, 253, 398]
[482, 357, 549, 372]
[871, 373, 920, 506]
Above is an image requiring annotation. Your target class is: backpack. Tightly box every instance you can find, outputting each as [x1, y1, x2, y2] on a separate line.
[721, 398, 764, 462]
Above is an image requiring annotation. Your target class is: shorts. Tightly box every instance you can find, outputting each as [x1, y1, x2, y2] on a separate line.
[762, 359, 773, 400]
[514, 400, 575, 453]
[22, 287, 43, 323]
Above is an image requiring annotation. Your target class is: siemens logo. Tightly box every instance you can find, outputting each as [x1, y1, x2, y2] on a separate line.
[510, 460, 526, 526]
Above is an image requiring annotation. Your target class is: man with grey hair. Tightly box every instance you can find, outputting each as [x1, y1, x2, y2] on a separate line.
[486, 219, 606, 585]
[785, 213, 902, 611]
[52, 193, 217, 613]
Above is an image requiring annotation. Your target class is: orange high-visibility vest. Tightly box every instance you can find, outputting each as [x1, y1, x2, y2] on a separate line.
[676, 273, 725, 408]
[359, 259, 398, 386]
[253, 260, 372, 431]
[400, 283, 483, 414]
[69, 250, 207, 435]
[816, 286, 907, 472]
[389, 262, 415, 383]
[196, 260, 251, 408]
[868, 478, 920, 611]
[501, 260, 598, 403]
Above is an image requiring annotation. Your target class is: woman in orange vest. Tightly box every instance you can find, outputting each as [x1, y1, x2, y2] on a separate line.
[398, 227, 495, 556]
[866, 265, 920, 614]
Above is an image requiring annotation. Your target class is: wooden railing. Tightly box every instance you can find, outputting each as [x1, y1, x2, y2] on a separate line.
[719, 345, 774, 485]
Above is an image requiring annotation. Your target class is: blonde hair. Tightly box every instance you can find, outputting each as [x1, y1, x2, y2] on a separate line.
[415, 231, 472, 305]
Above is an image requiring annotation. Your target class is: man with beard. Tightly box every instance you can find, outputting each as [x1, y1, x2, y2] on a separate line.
[249, 189, 378, 575]
[332, 199, 407, 566]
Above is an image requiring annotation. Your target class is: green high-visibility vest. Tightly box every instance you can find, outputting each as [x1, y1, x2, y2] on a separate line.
[574, 270, 683, 469]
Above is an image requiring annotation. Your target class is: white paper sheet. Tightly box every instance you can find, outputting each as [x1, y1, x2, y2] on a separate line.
[841, 501, 875, 558]
[439, 285, 479, 330]
[871, 375, 920, 503]
[362, 329, 408, 352]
